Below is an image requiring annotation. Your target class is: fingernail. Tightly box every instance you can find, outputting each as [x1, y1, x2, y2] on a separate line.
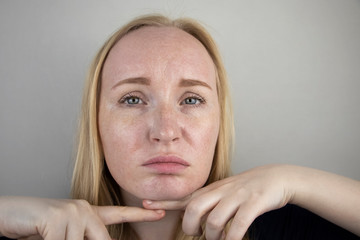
[156, 209, 164, 215]
[144, 200, 153, 205]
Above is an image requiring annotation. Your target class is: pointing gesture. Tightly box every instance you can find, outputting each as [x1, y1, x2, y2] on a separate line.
[0, 197, 165, 240]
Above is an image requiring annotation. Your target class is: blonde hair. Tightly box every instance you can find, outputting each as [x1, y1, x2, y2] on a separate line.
[71, 14, 240, 239]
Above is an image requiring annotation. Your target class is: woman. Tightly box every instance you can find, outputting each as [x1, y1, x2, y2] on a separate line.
[0, 14, 359, 240]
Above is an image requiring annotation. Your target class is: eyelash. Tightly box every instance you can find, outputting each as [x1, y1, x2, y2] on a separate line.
[181, 94, 206, 106]
[118, 92, 206, 107]
[118, 92, 145, 106]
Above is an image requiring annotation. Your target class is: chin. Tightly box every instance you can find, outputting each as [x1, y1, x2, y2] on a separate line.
[134, 176, 206, 201]
[142, 189, 191, 201]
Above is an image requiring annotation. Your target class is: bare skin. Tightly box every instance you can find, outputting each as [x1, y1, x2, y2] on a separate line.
[0, 197, 164, 239]
[0, 26, 359, 240]
[143, 165, 360, 239]
[1, 165, 359, 239]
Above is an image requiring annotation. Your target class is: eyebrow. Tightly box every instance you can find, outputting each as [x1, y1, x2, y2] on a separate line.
[179, 79, 212, 90]
[111, 77, 212, 90]
[111, 77, 150, 90]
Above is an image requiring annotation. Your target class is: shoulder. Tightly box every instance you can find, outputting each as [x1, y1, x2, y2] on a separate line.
[248, 204, 359, 240]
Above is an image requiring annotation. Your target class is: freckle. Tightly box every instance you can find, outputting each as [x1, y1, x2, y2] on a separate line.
[118, 114, 135, 126]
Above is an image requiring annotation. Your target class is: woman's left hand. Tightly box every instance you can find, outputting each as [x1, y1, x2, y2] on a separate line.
[143, 164, 296, 240]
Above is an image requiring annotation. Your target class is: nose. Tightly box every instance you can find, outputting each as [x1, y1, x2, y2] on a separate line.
[149, 104, 181, 144]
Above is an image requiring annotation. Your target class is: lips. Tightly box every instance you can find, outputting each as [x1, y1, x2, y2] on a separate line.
[142, 156, 189, 174]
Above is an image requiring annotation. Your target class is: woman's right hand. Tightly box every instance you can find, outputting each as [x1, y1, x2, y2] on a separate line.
[0, 196, 165, 240]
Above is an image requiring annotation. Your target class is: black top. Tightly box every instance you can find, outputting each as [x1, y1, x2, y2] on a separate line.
[1, 204, 358, 239]
[248, 204, 359, 240]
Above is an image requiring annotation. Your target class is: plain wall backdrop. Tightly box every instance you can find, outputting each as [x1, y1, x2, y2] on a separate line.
[0, 0, 359, 198]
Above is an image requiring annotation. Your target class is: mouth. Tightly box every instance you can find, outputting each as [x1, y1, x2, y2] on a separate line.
[142, 156, 190, 174]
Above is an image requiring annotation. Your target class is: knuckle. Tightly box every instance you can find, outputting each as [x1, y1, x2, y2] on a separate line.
[206, 215, 224, 231]
[232, 216, 249, 230]
[61, 199, 92, 219]
[185, 201, 200, 217]
[118, 206, 131, 222]
[182, 225, 199, 236]
[47, 204, 65, 220]
[64, 201, 79, 213]
[74, 200, 93, 215]
[74, 199, 91, 209]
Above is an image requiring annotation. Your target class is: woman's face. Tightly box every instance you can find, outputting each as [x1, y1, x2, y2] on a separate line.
[99, 26, 220, 203]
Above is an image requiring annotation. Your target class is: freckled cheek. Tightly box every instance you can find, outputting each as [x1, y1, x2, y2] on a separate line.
[186, 113, 219, 163]
[100, 113, 148, 164]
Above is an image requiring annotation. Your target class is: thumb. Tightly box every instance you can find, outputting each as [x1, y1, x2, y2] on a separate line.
[92, 205, 165, 225]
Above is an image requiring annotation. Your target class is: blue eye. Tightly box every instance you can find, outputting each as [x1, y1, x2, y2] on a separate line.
[119, 93, 144, 105]
[125, 96, 141, 104]
[184, 97, 199, 105]
[182, 95, 205, 106]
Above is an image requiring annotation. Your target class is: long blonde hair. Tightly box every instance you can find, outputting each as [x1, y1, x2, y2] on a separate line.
[71, 14, 238, 239]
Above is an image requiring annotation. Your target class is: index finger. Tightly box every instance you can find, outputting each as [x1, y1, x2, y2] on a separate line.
[142, 192, 197, 210]
[93, 205, 165, 225]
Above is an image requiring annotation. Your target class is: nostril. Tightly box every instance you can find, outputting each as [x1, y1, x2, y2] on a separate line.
[150, 130, 180, 144]
[148, 112, 181, 143]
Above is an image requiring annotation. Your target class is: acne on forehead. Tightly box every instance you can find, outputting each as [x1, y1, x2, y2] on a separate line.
[102, 26, 217, 86]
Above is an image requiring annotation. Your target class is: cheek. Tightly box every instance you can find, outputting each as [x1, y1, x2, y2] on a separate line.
[186, 111, 220, 178]
[101, 113, 145, 156]
[188, 109, 220, 156]
[99, 112, 147, 180]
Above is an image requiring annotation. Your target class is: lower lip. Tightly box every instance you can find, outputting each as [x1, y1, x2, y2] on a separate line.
[144, 162, 188, 174]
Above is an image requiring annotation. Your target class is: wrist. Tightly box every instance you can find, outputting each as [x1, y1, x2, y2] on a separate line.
[283, 165, 313, 206]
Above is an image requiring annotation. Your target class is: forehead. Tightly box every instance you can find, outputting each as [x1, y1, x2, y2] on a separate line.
[102, 26, 216, 85]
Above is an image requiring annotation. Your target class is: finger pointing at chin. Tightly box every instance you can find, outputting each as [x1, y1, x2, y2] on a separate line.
[94, 205, 165, 225]
[142, 198, 189, 211]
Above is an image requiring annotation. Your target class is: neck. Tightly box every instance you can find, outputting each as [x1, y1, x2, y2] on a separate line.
[121, 190, 181, 240]
[131, 210, 181, 240]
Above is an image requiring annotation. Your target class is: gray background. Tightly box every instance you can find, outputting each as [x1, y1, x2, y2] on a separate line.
[1, 0, 359, 198]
